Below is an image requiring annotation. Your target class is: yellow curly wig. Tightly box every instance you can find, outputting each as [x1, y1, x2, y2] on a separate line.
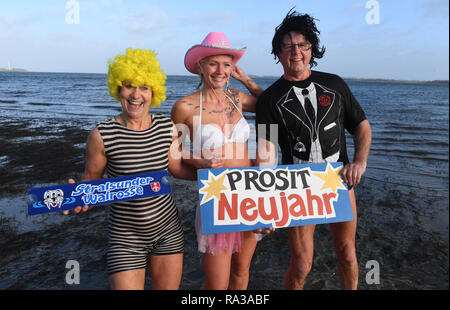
[107, 48, 167, 107]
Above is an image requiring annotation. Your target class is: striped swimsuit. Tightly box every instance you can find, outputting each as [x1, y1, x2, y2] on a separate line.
[97, 114, 184, 275]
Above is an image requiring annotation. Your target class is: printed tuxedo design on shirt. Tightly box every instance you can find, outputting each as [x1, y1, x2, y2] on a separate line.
[276, 82, 341, 163]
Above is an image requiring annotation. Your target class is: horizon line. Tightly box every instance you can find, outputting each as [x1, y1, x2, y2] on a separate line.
[0, 69, 448, 83]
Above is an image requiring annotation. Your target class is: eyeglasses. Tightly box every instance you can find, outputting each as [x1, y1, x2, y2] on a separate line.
[281, 42, 312, 52]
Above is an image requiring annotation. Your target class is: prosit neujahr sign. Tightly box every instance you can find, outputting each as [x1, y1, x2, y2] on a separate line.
[198, 162, 353, 234]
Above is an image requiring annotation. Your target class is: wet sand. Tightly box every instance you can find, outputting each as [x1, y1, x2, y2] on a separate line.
[0, 117, 448, 290]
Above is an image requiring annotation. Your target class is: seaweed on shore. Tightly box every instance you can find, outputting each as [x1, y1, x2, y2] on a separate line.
[0, 119, 89, 194]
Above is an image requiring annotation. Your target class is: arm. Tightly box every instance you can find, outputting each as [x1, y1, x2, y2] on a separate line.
[341, 119, 372, 187]
[168, 123, 198, 180]
[252, 137, 277, 235]
[254, 89, 279, 167]
[82, 128, 107, 181]
[231, 65, 263, 112]
[64, 127, 107, 214]
[254, 138, 277, 167]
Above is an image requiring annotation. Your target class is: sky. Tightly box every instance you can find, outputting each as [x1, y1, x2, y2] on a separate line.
[0, 0, 448, 81]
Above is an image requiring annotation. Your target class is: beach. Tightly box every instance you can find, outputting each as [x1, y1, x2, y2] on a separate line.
[0, 112, 447, 290]
[0, 73, 448, 290]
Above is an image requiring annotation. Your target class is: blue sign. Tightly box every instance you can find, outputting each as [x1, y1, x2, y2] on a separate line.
[198, 162, 353, 234]
[28, 170, 171, 215]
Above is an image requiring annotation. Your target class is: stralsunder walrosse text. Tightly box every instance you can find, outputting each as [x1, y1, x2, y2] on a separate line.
[28, 171, 171, 215]
[198, 163, 353, 234]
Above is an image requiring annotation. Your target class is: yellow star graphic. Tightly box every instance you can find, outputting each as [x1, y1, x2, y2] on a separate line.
[199, 171, 228, 204]
[312, 164, 346, 193]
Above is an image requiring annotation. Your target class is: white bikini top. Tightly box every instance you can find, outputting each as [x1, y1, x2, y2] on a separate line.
[193, 91, 250, 151]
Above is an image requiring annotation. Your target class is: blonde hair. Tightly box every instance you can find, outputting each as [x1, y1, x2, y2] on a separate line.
[107, 48, 167, 107]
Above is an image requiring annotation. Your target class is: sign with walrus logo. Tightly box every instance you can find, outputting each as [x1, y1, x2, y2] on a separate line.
[27, 170, 171, 215]
[197, 162, 353, 234]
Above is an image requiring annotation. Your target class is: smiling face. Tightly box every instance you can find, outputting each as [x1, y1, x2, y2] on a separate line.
[119, 83, 152, 119]
[198, 54, 233, 89]
[278, 31, 312, 81]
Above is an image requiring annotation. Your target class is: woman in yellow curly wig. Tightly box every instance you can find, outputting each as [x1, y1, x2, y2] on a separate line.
[65, 48, 197, 290]
[107, 47, 167, 107]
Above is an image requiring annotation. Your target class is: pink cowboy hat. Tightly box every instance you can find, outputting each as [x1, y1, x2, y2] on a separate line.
[184, 32, 246, 74]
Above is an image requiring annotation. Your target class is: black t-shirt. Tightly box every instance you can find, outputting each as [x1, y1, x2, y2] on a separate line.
[256, 71, 366, 165]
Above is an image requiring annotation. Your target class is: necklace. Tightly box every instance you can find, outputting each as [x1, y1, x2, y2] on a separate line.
[206, 87, 229, 135]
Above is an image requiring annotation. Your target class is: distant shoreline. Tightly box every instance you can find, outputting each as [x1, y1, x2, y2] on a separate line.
[0, 70, 448, 84]
[248, 75, 449, 85]
[0, 68, 28, 72]
[343, 77, 449, 85]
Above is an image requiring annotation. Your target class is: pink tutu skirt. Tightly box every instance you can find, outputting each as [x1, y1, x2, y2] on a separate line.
[195, 205, 264, 255]
[195, 205, 242, 255]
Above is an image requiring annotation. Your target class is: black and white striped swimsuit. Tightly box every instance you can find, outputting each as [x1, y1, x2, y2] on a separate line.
[97, 114, 184, 275]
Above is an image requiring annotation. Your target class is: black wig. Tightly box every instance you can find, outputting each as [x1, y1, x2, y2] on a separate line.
[271, 8, 326, 67]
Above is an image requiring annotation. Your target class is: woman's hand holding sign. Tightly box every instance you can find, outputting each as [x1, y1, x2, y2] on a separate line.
[202, 157, 225, 169]
[188, 155, 225, 170]
[62, 179, 89, 215]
